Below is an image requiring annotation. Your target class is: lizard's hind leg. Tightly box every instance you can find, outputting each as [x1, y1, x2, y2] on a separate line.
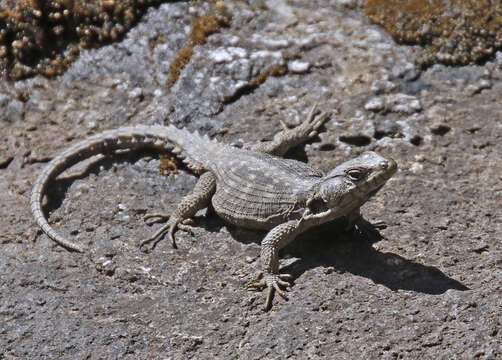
[140, 171, 216, 250]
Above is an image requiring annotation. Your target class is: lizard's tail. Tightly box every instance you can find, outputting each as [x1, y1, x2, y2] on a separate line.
[30, 124, 219, 252]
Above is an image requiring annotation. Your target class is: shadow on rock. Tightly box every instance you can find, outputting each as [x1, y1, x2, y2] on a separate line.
[280, 220, 469, 295]
[42, 149, 168, 217]
[227, 217, 468, 295]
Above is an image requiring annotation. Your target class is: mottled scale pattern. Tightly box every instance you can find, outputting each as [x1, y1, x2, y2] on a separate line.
[211, 150, 323, 229]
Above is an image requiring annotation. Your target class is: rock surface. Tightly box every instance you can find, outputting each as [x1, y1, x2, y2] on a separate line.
[1, 1, 501, 359]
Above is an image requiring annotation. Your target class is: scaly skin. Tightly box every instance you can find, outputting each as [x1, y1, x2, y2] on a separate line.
[31, 105, 397, 310]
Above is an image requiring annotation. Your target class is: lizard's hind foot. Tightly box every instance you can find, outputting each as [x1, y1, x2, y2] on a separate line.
[140, 214, 193, 251]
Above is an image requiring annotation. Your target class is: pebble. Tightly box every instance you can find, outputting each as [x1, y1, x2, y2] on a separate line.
[288, 60, 310, 73]
[365, 93, 421, 114]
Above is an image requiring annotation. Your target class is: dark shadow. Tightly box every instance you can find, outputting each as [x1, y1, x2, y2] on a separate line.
[42, 149, 165, 217]
[282, 125, 328, 164]
[228, 218, 469, 295]
[283, 144, 310, 163]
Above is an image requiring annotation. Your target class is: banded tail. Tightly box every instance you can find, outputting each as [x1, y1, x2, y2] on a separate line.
[30, 124, 223, 252]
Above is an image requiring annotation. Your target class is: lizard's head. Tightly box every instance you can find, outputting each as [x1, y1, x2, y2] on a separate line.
[307, 151, 397, 215]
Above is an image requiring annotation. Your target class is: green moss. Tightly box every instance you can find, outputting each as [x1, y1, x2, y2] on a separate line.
[364, 0, 502, 67]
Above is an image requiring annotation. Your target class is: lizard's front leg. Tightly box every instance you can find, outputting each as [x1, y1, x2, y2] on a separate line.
[248, 220, 302, 310]
[344, 207, 385, 240]
[344, 208, 362, 231]
[141, 171, 216, 250]
[252, 103, 331, 156]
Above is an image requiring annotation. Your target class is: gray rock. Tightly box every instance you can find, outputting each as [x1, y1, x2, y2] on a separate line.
[1, 1, 501, 359]
[0, 97, 24, 123]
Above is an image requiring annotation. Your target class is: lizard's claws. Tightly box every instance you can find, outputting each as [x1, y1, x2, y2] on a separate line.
[248, 273, 293, 311]
[307, 110, 331, 137]
[282, 102, 331, 139]
[141, 214, 193, 251]
[143, 212, 170, 224]
[302, 103, 331, 137]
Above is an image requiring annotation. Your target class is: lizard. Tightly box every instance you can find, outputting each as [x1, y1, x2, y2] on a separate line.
[30, 104, 397, 310]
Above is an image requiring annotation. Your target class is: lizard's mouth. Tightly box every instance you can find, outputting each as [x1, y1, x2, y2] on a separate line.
[365, 157, 397, 198]
[367, 184, 385, 198]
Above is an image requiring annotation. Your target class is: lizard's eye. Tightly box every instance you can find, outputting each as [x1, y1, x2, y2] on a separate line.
[346, 169, 363, 181]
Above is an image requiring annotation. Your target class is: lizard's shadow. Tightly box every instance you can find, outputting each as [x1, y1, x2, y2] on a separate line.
[42, 150, 169, 217]
[227, 219, 469, 295]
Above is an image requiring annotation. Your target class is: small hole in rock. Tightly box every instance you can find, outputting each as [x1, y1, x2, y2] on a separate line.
[319, 143, 336, 151]
[373, 131, 385, 140]
[339, 135, 371, 147]
[410, 135, 422, 146]
[430, 125, 450, 136]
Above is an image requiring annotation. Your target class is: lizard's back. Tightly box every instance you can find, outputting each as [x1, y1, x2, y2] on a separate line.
[209, 148, 324, 229]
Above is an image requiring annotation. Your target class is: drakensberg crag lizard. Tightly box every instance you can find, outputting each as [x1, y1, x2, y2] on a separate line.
[31, 105, 397, 309]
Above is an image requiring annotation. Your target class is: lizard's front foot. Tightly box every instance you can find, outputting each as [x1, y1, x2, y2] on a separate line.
[281, 102, 331, 139]
[248, 273, 293, 311]
[141, 213, 193, 251]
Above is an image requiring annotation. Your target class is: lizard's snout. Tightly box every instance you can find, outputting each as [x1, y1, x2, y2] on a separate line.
[380, 157, 397, 173]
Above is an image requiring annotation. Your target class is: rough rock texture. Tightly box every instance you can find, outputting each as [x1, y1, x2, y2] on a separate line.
[1, 1, 501, 359]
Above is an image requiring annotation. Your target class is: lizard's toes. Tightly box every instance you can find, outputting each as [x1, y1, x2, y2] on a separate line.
[177, 220, 194, 236]
[276, 279, 291, 287]
[167, 225, 178, 249]
[308, 111, 331, 134]
[264, 280, 289, 311]
[273, 283, 289, 300]
[177, 224, 193, 233]
[315, 111, 331, 127]
[264, 273, 293, 290]
[279, 119, 290, 131]
[140, 221, 178, 250]
[248, 273, 266, 290]
[143, 212, 171, 224]
[249, 273, 293, 310]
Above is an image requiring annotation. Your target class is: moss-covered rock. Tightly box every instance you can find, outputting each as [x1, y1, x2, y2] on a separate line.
[0, 0, 170, 79]
[364, 0, 502, 68]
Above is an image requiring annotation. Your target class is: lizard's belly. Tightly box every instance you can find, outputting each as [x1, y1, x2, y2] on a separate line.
[211, 187, 303, 230]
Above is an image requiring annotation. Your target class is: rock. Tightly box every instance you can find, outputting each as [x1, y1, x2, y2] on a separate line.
[365, 93, 421, 114]
[0, 98, 24, 123]
[288, 60, 310, 73]
[1, 1, 501, 359]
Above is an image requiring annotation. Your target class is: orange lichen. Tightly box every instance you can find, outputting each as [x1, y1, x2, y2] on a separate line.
[223, 64, 288, 104]
[166, 1, 232, 88]
[167, 46, 194, 88]
[159, 153, 179, 176]
[248, 64, 287, 88]
[364, 0, 502, 67]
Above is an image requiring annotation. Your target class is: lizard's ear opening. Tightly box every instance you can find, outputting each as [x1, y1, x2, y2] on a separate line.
[319, 176, 347, 206]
